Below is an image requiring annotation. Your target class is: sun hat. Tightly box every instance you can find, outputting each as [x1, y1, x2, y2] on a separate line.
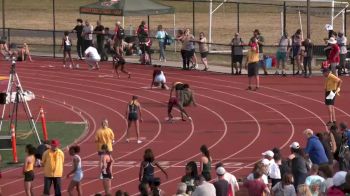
[262, 150, 274, 157]
[333, 171, 347, 186]
[216, 167, 226, 175]
[290, 142, 300, 149]
[51, 139, 60, 148]
[328, 37, 337, 44]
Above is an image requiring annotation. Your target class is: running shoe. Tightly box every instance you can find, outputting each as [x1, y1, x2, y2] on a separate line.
[69, 64, 72, 69]
[137, 140, 142, 144]
[126, 138, 130, 143]
[63, 64, 66, 68]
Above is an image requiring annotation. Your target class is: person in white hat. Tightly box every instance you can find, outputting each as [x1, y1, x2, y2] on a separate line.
[337, 31, 348, 75]
[327, 171, 347, 194]
[215, 163, 240, 195]
[213, 167, 229, 196]
[327, 36, 340, 76]
[288, 141, 309, 190]
[262, 150, 282, 187]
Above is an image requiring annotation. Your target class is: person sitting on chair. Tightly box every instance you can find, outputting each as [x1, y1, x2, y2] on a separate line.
[151, 69, 169, 90]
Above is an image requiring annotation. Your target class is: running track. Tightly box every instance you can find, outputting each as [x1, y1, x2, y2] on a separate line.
[1, 58, 350, 195]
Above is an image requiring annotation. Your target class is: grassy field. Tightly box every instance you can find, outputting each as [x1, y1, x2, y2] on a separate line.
[0, 121, 86, 169]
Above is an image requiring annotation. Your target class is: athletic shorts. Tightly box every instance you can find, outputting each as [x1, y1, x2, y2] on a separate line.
[248, 62, 259, 77]
[101, 171, 112, 180]
[24, 170, 34, 182]
[276, 51, 287, 62]
[73, 171, 83, 182]
[128, 112, 138, 121]
[325, 91, 336, 106]
[200, 52, 208, 58]
[232, 55, 243, 64]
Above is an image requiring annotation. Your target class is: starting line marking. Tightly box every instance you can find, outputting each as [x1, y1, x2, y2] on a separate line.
[98, 74, 114, 78]
[64, 121, 87, 125]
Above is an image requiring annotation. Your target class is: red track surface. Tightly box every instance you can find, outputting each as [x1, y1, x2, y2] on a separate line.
[1, 58, 350, 195]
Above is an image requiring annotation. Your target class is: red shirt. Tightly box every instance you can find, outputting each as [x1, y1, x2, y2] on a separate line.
[328, 44, 340, 63]
[244, 179, 267, 196]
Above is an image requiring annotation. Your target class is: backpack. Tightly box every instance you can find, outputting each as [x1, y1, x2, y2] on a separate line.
[117, 27, 125, 39]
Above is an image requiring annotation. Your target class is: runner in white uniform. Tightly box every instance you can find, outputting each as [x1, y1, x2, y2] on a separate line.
[67, 145, 83, 196]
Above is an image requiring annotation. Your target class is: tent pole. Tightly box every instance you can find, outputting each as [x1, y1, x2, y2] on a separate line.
[345, 8, 347, 36]
[147, 15, 150, 31]
[342, 10, 345, 34]
[53, 0, 56, 58]
[2, 0, 5, 37]
[283, 1, 286, 35]
[99, 15, 101, 21]
[122, 16, 125, 28]
[237, 3, 240, 33]
[331, 0, 335, 27]
[307, 0, 310, 39]
[174, 14, 176, 53]
[193, 0, 195, 36]
[209, 0, 212, 43]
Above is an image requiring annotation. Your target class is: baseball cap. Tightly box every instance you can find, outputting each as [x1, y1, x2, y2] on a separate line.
[262, 150, 274, 157]
[262, 159, 270, 166]
[51, 139, 60, 148]
[333, 171, 347, 186]
[290, 142, 300, 149]
[216, 167, 226, 175]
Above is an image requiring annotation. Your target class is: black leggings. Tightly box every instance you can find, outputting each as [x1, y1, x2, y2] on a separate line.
[181, 50, 194, 70]
[303, 56, 312, 76]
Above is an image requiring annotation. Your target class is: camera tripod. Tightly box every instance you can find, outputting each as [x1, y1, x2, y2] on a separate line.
[0, 59, 41, 144]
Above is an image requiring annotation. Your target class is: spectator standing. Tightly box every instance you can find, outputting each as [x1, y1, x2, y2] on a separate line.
[139, 148, 168, 184]
[327, 171, 347, 195]
[328, 37, 341, 76]
[200, 145, 212, 181]
[23, 144, 36, 196]
[114, 21, 124, 56]
[191, 175, 216, 196]
[244, 171, 270, 196]
[137, 21, 152, 65]
[251, 29, 268, 75]
[288, 142, 309, 189]
[291, 29, 303, 75]
[323, 67, 342, 125]
[156, 25, 166, 62]
[339, 122, 350, 147]
[316, 132, 334, 164]
[72, 18, 84, 60]
[303, 38, 314, 78]
[178, 29, 195, 70]
[35, 140, 49, 167]
[95, 119, 115, 155]
[174, 182, 189, 196]
[304, 129, 329, 165]
[245, 37, 260, 90]
[99, 144, 113, 196]
[305, 164, 326, 195]
[181, 161, 198, 194]
[276, 33, 290, 76]
[213, 167, 229, 196]
[297, 184, 312, 196]
[94, 21, 107, 61]
[42, 139, 64, 196]
[231, 33, 244, 75]
[271, 173, 296, 196]
[215, 162, 239, 195]
[198, 32, 209, 71]
[318, 164, 334, 189]
[337, 31, 347, 75]
[247, 161, 269, 185]
[82, 20, 93, 53]
[66, 145, 83, 196]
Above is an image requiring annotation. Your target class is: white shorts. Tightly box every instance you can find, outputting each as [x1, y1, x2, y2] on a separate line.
[73, 171, 83, 182]
[155, 74, 166, 83]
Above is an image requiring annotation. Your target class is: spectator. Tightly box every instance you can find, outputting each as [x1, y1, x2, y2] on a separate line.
[291, 29, 303, 75]
[200, 145, 212, 181]
[276, 32, 290, 76]
[316, 132, 334, 164]
[85, 45, 101, 70]
[23, 144, 36, 196]
[42, 139, 65, 196]
[139, 148, 168, 184]
[100, 144, 113, 196]
[150, 177, 165, 196]
[213, 167, 229, 196]
[251, 29, 268, 75]
[181, 161, 198, 194]
[327, 171, 347, 195]
[327, 37, 340, 76]
[17, 43, 32, 62]
[337, 31, 347, 75]
[297, 184, 312, 196]
[245, 37, 260, 91]
[61, 31, 76, 69]
[191, 175, 216, 196]
[72, 18, 84, 59]
[330, 124, 342, 161]
[94, 20, 107, 61]
[215, 162, 239, 194]
[323, 67, 342, 126]
[35, 140, 49, 167]
[151, 69, 169, 90]
[114, 21, 124, 56]
[137, 21, 152, 65]
[95, 119, 115, 155]
[339, 122, 350, 147]
[305, 164, 326, 195]
[288, 142, 309, 189]
[318, 164, 334, 189]
[244, 170, 270, 196]
[0, 38, 9, 59]
[82, 20, 94, 53]
[139, 182, 152, 196]
[304, 129, 329, 165]
[198, 32, 209, 71]
[174, 182, 189, 196]
[303, 38, 313, 78]
[272, 148, 290, 181]
[271, 173, 296, 196]
[178, 29, 195, 70]
[125, 95, 143, 143]
[156, 25, 166, 62]
[247, 161, 269, 186]
[231, 32, 244, 75]
[66, 145, 83, 196]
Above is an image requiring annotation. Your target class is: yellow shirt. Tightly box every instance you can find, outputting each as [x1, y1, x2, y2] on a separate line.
[42, 149, 64, 177]
[247, 49, 259, 63]
[25, 155, 35, 172]
[325, 73, 340, 91]
[95, 127, 115, 152]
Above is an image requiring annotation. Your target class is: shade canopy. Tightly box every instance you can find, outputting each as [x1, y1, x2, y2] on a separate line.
[80, 0, 175, 16]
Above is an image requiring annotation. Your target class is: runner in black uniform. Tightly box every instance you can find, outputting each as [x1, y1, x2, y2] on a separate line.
[126, 96, 143, 144]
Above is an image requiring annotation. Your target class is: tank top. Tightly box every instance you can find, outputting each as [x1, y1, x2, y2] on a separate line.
[25, 155, 35, 172]
[202, 159, 211, 174]
[74, 154, 82, 174]
[64, 36, 71, 50]
[129, 100, 139, 114]
[142, 161, 155, 181]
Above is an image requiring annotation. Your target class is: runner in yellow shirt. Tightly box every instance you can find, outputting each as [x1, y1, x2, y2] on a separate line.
[95, 119, 115, 155]
[323, 68, 342, 126]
